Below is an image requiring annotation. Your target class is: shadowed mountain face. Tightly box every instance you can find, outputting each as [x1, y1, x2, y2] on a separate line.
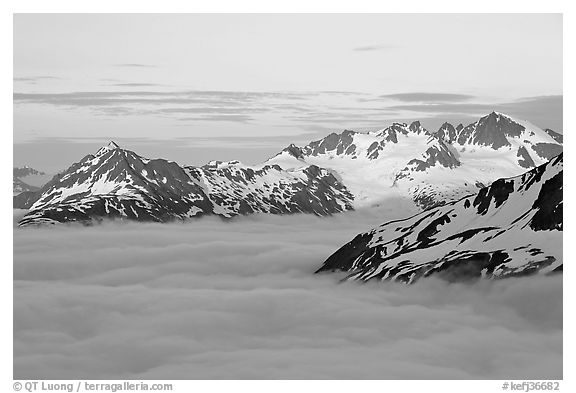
[16, 144, 354, 226]
[459, 111, 525, 148]
[436, 122, 458, 143]
[316, 154, 563, 283]
[544, 128, 563, 143]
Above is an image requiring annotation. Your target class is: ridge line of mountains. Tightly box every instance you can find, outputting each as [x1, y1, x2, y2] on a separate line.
[13, 110, 563, 282]
[14, 111, 562, 227]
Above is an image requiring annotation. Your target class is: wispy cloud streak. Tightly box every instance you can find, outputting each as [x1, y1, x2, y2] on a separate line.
[113, 63, 157, 68]
[380, 92, 475, 103]
[353, 44, 397, 52]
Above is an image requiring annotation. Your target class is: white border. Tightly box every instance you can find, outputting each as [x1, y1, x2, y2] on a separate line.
[3, 2, 573, 392]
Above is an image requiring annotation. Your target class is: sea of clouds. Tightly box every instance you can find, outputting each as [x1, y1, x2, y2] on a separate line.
[13, 209, 562, 379]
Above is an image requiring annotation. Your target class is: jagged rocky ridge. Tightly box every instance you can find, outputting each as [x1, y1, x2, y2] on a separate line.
[267, 112, 562, 209]
[316, 154, 563, 283]
[16, 142, 354, 226]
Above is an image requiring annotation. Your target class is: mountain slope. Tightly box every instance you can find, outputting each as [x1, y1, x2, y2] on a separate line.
[17, 142, 354, 226]
[316, 154, 563, 283]
[544, 128, 563, 143]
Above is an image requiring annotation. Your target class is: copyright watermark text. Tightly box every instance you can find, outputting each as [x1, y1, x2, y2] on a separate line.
[13, 381, 173, 392]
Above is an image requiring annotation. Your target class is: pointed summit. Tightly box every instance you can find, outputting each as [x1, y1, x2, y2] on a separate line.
[436, 122, 457, 143]
[456, 112, 524, 149]
[378, 122, 409, 143]
[96, 141, 120, 156]
[409, 121, 427, 135]
[282, 143, 305, 159]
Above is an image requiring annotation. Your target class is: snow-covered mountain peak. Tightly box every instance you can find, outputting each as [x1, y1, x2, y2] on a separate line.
[452, 112, 562, 167]
[456, 111, 523, 148]
[16, 143, 355, 225]
[95, 141, 121, 156]
[456, 111, 555, 149]
[263, 112, 562, 210]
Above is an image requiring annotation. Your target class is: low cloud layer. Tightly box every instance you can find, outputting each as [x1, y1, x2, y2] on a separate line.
[13, 209, 562, 379]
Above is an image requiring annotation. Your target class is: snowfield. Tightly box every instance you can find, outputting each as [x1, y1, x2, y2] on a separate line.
[13, 208, 562, 379]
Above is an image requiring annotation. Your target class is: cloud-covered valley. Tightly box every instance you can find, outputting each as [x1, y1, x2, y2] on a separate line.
[13, 209, 562, 379]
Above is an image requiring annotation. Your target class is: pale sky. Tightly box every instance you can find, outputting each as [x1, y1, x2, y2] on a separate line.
[13, 14, 563, 172]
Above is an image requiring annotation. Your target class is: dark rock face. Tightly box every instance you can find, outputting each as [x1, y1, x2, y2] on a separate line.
[436, 122, 457, 143]
[544, 129, 563, 143]
[303, 130, 357, 156]
[395, 138, 461, 182]
[379, 123, 409, 144]
[467, 112, 524, 148]
[517, 146, 536, 168]
[454, 112, 529, 149]
[409, 121, 427, 135]
[316, 154, 563, 283]
[531, 143, 563, 160]
[366, 141, 383, 159]
[529, 155, 563, 231]
[18, 145, 355, 226]
[282, 144, 305, 159]
[472, 177, 515, 215]
[316, 231, 374, 273]
[411, 139, 461, 171]
[456, 123, 476, 145]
